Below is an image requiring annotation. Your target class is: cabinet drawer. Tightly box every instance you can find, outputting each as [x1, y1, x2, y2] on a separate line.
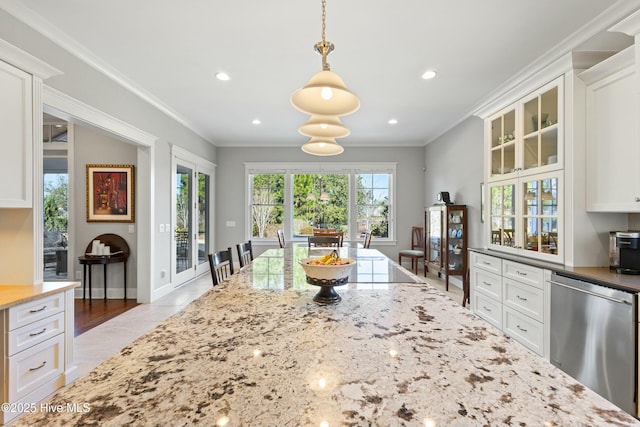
[471, 252, 502, 274]
[8, 334, 64, 401]
[473, 268, 502, 301]
[502, 260, 543, 289]
[473, 292, 502, 330]
[8, 293, 64, 331]
[503, 278, 544, 322]
[503, 306, 543, 356]
[8, 312, 65, 356]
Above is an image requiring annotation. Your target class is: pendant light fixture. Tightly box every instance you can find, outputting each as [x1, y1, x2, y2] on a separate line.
[290, 0, 360, 117]
[301, 137, 344, 156]
[298, 114, 350, 138]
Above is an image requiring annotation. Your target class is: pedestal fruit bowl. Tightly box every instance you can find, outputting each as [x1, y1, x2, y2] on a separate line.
[299, 250, 355, 304]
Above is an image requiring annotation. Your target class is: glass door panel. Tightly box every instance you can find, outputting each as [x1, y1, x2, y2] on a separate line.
[428, 208, 442, 265]
[490, 182, 516, 248]
[175, 164, 193, 275]
[197, 172, 210, 269]
[522, 176, 559, 256]
[490, 109, 516, 178]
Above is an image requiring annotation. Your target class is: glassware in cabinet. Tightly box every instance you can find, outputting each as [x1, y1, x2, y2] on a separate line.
[490, 109, 516, 178]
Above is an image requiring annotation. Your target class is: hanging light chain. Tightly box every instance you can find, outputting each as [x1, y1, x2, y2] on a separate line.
[321, 0, 326, 42]
[315, 0, 334, 71]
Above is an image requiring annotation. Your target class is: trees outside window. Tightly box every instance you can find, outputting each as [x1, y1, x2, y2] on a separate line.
[248, 164, 395, 243]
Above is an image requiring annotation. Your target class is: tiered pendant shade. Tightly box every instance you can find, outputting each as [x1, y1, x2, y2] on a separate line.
[291, 70, 360, 116]
[301, 137, 344, 156]
[298, 114, 350, 138]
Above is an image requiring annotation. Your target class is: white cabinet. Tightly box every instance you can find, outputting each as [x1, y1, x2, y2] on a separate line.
[0, 291, 71, 425]
[485, 78, 564, 263]
[581, 47, 640, 212]
[0, 59, 32, 208]
[470, 251, 549, 357]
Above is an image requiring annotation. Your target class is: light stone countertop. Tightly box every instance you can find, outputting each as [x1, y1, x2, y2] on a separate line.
[0, 282, 79, 310]
[11, 249, 640, 427]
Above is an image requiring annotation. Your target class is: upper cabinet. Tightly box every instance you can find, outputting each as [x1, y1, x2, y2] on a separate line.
[485, 77, 563, 263]
[0, 59, 33, 207]
[581, 47, 640, 212]
[488, 77, 563, 182]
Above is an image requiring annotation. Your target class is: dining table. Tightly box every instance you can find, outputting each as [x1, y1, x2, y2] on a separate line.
[11, 246, 639, 427]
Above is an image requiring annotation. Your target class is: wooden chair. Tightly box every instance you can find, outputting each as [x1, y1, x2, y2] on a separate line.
[462, 267, 470, 308]
[208, 247, 234, 286]
[308, 235, 341, 248]
[313, 231, 343, 246]
[398, 226, 425, 274]
[277, 229, 286, 248]
[236, 240, 254, 268]
[363, 231, 372, 248]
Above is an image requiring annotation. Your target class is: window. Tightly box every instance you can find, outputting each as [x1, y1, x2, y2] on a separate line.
[247, 163, 395, 243]
[250, 173, 284, 239]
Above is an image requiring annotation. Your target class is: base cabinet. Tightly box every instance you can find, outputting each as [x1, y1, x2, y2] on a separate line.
[470, 251, 549, 357]
[0, 290, 73, 425]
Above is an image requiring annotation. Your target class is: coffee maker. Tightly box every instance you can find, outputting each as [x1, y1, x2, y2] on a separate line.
[616, 231, 640, 274]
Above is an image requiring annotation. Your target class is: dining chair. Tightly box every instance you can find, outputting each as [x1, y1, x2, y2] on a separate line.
[277, 229, 286, 248]
[363, 231, 372, 248]
[208, 247, 234, 286]
[236, 240, 254, 268]
[398, 226, 425, 274]
[308, 235, 341, 248]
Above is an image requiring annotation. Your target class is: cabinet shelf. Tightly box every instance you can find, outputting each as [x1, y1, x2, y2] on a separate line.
[426, 204, 467, 292]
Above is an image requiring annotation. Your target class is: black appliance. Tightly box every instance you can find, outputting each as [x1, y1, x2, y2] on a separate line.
[616, 231, 640, 274]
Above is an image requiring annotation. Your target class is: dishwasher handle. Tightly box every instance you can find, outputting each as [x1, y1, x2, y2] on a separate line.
[549, 280, 633, 305]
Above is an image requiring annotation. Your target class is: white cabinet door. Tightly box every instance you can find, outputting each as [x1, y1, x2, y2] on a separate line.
[0, 60, 33, 207]
[584, 54, 639, 212]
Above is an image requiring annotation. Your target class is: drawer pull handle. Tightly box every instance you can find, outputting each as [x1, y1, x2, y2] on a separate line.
[516, 271, 527, 276]
[516, 295, 528, 301]
[482, 261, 491, 265]
[29, 305, 47, 314]
[483, 306, 491, 312]
[29, 328, 47, 337]
[516, 325, 528, 333]
[635, 197, 640, 202]
[482, 281, 492, 286]
[29, 361, 47, 371]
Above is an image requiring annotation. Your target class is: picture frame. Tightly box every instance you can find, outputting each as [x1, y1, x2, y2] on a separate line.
[86, 164, 135, 222]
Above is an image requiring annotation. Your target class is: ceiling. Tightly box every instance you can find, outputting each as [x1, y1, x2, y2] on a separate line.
[4, 1, 640, 148]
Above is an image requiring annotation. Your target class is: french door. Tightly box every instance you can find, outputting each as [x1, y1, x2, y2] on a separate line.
[172, 147, 215, 285]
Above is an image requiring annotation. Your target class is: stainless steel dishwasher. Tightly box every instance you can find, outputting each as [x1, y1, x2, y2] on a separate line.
[550, 272, 637, 416]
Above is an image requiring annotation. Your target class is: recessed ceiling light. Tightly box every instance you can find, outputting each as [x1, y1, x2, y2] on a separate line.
[388, 118, 398, 125]
[215, 72, 230, 81]
[421, 70, 437, 80]
[252, 119, 261, 125]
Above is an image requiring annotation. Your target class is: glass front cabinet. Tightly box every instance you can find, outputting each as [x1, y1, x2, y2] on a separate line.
[426, 205, 468, 290]
[485, 77, 563, 263]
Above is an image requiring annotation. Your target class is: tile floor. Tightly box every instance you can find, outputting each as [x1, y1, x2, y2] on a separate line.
[72, 265, 467, 378]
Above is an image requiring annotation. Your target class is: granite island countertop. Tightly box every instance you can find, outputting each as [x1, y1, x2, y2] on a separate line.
[12, 249, 639, 427]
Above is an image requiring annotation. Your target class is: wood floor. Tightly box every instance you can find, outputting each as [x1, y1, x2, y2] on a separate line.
[74, 298, 139, 337]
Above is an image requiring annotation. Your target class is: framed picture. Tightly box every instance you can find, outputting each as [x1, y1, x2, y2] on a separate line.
[86, 164, 135, 222]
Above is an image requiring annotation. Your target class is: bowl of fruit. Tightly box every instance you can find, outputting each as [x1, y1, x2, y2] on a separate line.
[299, 250, 356, 284]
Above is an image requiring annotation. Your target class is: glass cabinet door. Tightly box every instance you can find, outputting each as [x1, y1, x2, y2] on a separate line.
[428, 208, 442, 265]
[522, 176, 559, 256]
[490, 108, 516, 178]
[446, 208, 465, 271]
[521, 82, 559, 174]
[489, 181, 516, 248]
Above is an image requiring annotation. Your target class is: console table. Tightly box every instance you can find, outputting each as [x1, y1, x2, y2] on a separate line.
[78, 234, 130, 304]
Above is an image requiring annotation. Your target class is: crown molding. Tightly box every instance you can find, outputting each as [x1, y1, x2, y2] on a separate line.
[0, 39, 61, 78]
[0, 0, 212, 144]
[471, 1, 640, 119]
[43, 85, 158, 148]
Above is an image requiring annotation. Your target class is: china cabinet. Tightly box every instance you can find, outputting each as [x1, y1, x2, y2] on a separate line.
[425, 205, 467, 291]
